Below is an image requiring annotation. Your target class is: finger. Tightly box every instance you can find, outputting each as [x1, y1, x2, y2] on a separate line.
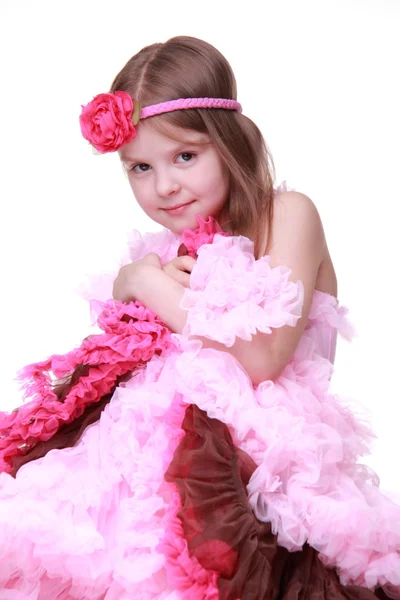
[162, 264, 173, 278]
[163, 265, 191, 288]
[175, 256, 196, 272]
[177, 271, 191, 287]
[144, 253, 162, 268]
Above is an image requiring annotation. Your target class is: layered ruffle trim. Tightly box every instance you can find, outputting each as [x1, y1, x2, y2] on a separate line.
[0, 355, 181, 599]
[180, 234, 304, 347]
[2, 194, 397, 597]
[169, 338, 400, 591]
[1, 216, 225, 476]
[0, 354, 232, 599]
[309, 290, 356, 342]
[165, 403, 396, 599]
[0, 300, 174, 475]
[158, 488, 219, 599]
[77, 179, 294, 307]
[1, 342, 399, 596]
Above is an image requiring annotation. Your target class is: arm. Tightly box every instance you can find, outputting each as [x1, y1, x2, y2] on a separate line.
[128, 264, 275, 386]
[124, 191, 326, 386]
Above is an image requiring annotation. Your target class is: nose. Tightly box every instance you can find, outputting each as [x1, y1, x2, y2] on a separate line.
[155, 169, 181, 198]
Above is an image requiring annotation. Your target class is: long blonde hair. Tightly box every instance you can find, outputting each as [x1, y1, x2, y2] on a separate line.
[110, 35, 276, 258]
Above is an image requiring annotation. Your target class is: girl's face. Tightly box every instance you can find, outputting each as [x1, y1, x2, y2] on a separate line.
[118, 122, 230, 234]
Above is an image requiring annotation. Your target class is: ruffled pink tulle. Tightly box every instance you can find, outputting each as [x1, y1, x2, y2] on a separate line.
[0, 193, 399, 598]
[0, 216, 223, 476]
[158, 488, 219, 599]
[0, 300, 174, 474]
[169, 231, 400, 590]
[180, 234, 304, 347]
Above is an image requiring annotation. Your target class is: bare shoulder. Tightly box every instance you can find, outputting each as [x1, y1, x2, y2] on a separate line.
[274, 190, 323, 226]
[271, 190, 337, 298]
[268, 190, 327, 259]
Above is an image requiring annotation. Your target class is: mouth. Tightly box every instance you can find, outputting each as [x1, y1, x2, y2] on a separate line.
[162, 200, 196, 215]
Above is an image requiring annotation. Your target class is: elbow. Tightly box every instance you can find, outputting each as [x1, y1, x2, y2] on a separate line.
[249, 357, 287, 387]
[251, 371, 279, 388]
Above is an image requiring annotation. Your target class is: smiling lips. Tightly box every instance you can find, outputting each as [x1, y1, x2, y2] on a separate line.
[163, 200, 196, 215]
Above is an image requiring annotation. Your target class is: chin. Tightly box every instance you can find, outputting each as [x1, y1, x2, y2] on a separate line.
[170, 218, 199, 235]
[165, 212, 206, 235]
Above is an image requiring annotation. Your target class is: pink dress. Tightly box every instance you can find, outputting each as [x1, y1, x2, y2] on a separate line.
[0, 183, 399, 599]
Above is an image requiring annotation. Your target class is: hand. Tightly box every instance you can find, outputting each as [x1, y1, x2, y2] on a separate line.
[112, 253, 162, 302]
[162, 255, 196, 288]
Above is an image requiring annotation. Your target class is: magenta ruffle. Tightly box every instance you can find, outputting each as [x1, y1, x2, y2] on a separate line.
[0, 216, 224, 476]
[158, 487, 220, 599]
[1, 202, 399, 598]
[0, 300, 174, 474]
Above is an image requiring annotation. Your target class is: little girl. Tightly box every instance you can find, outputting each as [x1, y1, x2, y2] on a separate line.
[0, 35, 399, 600]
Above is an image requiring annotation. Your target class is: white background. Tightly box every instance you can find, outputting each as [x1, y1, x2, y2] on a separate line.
[0, 0, 399, 493]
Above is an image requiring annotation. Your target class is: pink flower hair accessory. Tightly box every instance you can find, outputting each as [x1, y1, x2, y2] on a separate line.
[79, 91, 140, 155]
[79, 92, 242, 154]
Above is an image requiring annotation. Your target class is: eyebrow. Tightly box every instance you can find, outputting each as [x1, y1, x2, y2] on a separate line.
[120, 138, 209, 163]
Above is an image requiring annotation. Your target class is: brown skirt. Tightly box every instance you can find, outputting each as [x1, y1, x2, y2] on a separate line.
[164, 405, 392, 600]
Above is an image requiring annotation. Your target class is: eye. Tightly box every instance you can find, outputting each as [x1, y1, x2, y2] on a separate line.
[176, 152, 196, 163]
[130, 163, 151, 173]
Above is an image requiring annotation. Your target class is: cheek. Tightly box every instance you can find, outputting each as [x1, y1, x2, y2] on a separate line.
[202, 154, 229, 194]
[129, 179, 152, 209]
[203, 167, 229, 201]
[195, 157, 224, 197]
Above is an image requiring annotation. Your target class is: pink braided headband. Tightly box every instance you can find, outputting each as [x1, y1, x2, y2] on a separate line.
[79, 91, 242, 154]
